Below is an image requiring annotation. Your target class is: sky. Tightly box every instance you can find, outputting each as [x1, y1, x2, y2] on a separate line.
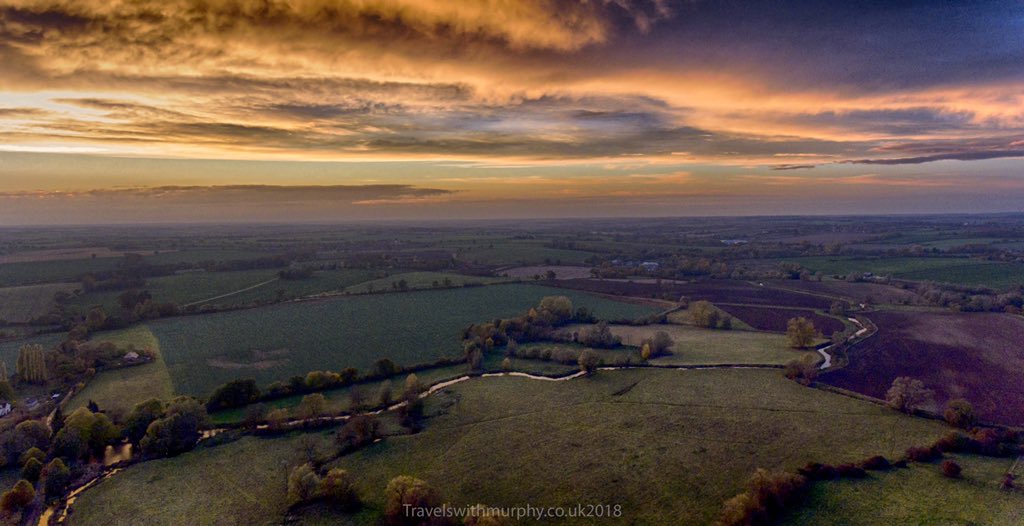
[0, 0, 1022, 224]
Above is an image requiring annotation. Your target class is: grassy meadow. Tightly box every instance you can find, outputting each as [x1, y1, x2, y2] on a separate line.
[563, 323, 819, 366]
[67, 368, 947, 526]
[783, 454, 1024, 525]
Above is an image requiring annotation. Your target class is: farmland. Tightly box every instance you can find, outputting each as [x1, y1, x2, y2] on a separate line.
[563, 323, 819, 366]
[783, 256, 1024, 290]
[554, 279, 834, 309]
[0, 283, 74, 323]
[342, 271, 510, 294]
[120, 284, 658, 398]
[783, 454, 1024, 525]
[717, 304, 845, 334]
[66, 368, 946, 526]
[822, 309, 1024, 426]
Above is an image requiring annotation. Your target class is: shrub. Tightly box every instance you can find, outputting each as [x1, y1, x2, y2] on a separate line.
[835, 463, 867, 479]
[941, 460, 962, 478]
[859, 455, 891, 471]
[287, 463, 321, 506]
[943, 398, 976, 429]
[798, 462, 838, 481]
[784, 357, 818, 386]
[905, 445, 941, 463]
[717, 469, 808, 526]
[934, 431, 973, 453]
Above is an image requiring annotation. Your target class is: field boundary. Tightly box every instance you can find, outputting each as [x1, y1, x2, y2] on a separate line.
[182, 277, 280, 307]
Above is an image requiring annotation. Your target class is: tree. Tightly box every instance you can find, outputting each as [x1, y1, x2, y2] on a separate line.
[537, 296, 573, 324]
[297, 393, 327, 420]
[18, 447, 45, 467]
[0, 479, 34, 514]
[377, 380, 393, 406]
[42, 458, 70, 499]
[266, 408, 289, 431]
[320, 468, 360, 511]
[139, 397, 207, 458]
[690, 301, 720, 328]
[123, 398, 166, 445]
[943, 398, 976, 429]
[206, 379, 260, 411]
[53, 407, 120, 462]
[641, 331, 674, 358]
[829, 301, 849, 316]
[384, 476, 442, 526]
[13, 420, 50, 456]
[374, 358, 400, 378]
[0, 379, 14, 402]
[640, 343, 652, 361]
[501, 358, 512, 371]
[403, 373, 423, 399]
[20, 457, 42, 483]
[886, 377, 933, 413]
[578, 349, 600, 376]
[16, 344, 48, 383]
[786, 317, 817, 349]
[336, 415, 380, 453]
[287, 463, 321, 506]
[579, 321, 620, 348]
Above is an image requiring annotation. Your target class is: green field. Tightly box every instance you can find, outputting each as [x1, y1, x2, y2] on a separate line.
[0, 283, 74, 323]
[783, 454, 1024, 525]
[65, 326, 175, 417]
[343, 271, 510, 294]
[785, 256, 1024, 289]
[563, 323, 818, 366]
[98, 284, 657, 399]
[67, 368, 946, 525]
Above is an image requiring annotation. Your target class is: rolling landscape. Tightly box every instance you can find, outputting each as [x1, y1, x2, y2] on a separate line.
[1, 1, 1023, 525]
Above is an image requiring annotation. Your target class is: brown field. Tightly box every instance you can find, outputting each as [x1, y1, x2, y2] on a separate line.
[766, 280, 926, 306]
[0, 247, 129, 264]
[555, 279, 832, 309]
[822, 310, 1024, 426]
[500, 265, 594, 279]
[718, 304, 845, 334]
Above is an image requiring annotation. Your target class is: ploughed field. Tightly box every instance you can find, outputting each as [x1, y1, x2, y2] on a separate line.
[822, 310, 1024, 426]
[554, 279, 832, 309]
[99, 284, 657, 398]
[66, 368, 946, 526]
[717, 304, 845, 334]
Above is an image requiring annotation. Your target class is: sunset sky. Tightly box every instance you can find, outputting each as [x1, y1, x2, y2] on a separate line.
[1, 0, 1023, 223]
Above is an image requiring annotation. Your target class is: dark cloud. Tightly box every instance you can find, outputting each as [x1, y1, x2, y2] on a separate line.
[0, 184, 454, 203]
[845, 150, 1024, 166]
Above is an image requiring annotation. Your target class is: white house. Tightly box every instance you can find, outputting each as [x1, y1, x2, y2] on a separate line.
[0, 402, 12, 417]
